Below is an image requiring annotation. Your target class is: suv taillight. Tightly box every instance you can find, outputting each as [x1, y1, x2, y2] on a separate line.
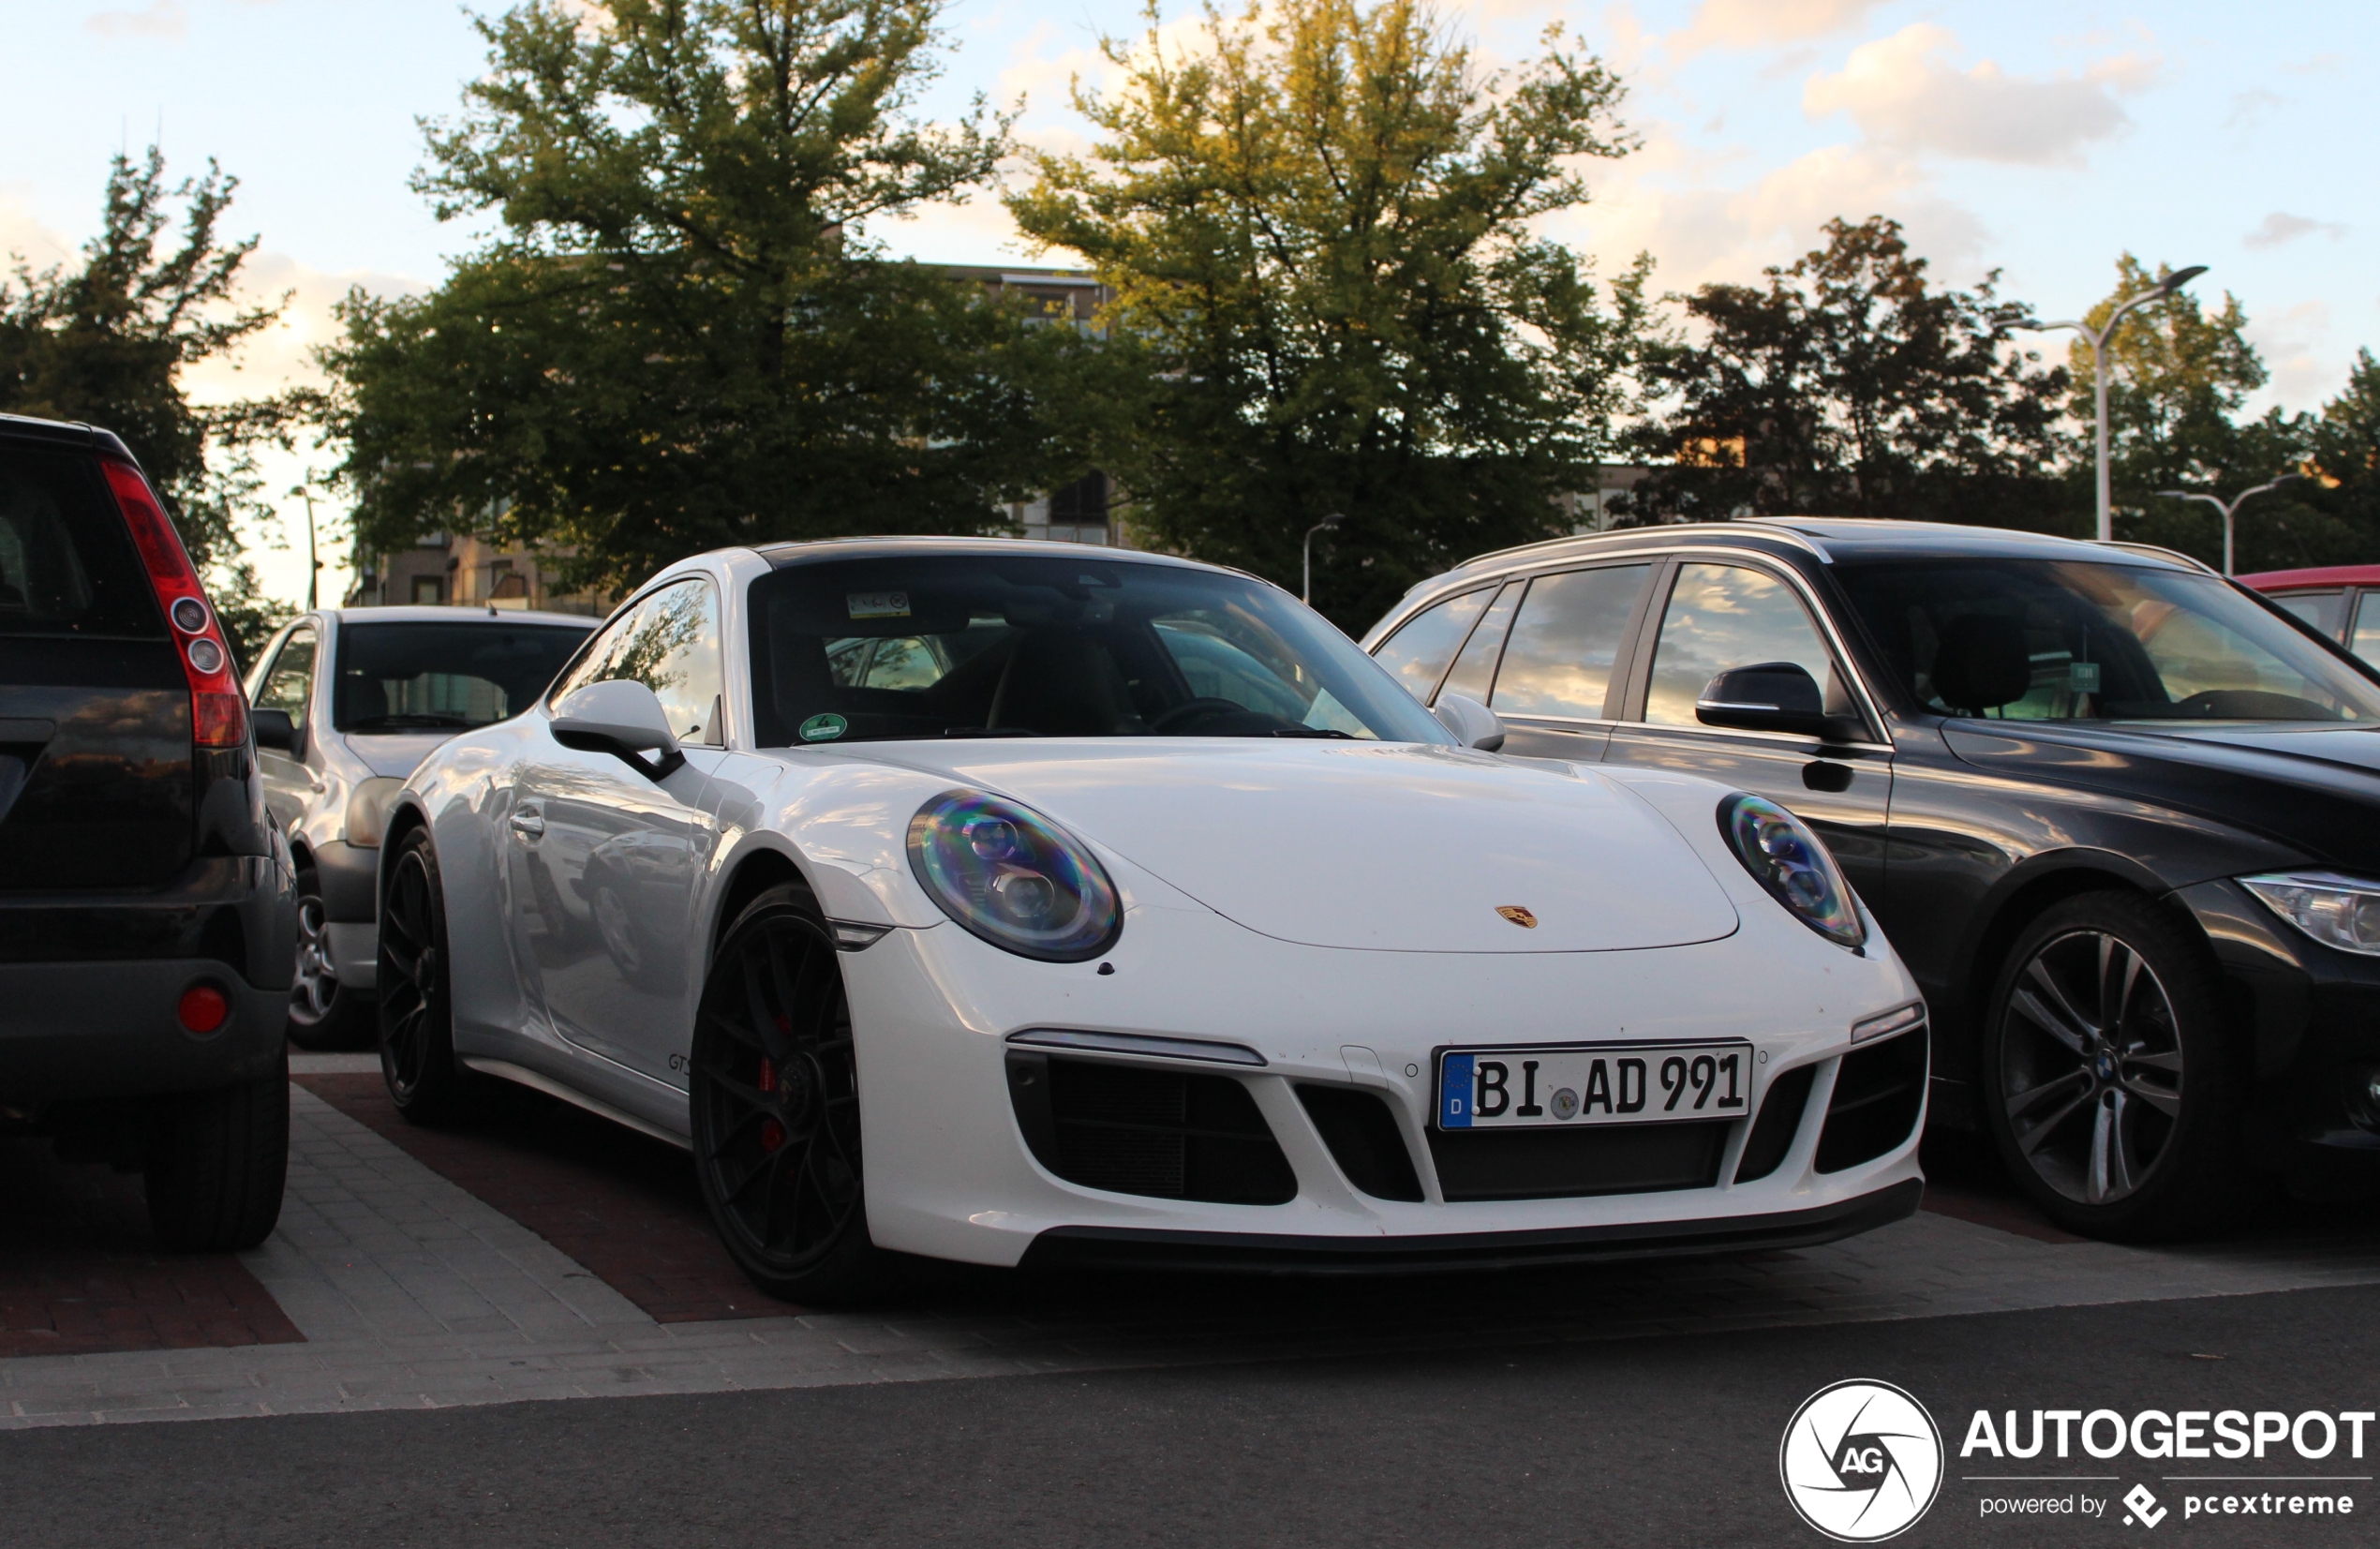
[101, 459, 248, 748]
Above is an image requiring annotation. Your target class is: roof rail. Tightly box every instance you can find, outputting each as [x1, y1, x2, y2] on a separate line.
[2102, 540, 2216, 575]
[1456, 518, 1831, 575]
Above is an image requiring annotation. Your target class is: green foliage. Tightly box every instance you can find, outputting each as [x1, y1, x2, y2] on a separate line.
[0, 146, 291, 665]
[321, 0, 1106, 594]
[1007, 0, 1649, 630]
[1622, 216, 2074, 531]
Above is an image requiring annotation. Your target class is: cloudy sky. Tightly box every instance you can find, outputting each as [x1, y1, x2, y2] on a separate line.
[2, 0, 2372, 606]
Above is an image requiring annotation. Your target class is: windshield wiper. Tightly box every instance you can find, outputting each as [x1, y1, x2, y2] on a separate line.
[344, 713, 474, 730]
[941, 726, 1042, 738]
[1266, 726, 1355, 739]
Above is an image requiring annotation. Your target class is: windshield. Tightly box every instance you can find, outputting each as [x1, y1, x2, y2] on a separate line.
[334, 621, 593, 733]
[746, 555, 1450, 747]
[1836, 559, 2380, 723]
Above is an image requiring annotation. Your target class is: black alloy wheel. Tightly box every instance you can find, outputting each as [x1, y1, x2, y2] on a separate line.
[287, 866, 371, 1050]
[690, 884, 890, 1304]
[1982, 891, 2252, 1240]
[376, 827, 474, 1125]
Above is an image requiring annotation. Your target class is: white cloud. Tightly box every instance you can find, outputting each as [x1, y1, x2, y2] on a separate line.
[2243, 211, 2346, 251]
[83, 1, 186, 40]
[1803, 24, 2136, 166]
[2244, 299, 2340, 413]
[1670, 0, 1887, 59]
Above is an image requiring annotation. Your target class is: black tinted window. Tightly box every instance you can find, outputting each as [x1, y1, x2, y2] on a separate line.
[747, 555, 1449, 747]
[0, 449, 161, 638]
[334, 622, 591, 732]
[1491, 565, 1650, 721]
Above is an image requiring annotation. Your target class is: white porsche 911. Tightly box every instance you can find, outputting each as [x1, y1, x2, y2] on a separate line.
[377, 539, 1927, 1302]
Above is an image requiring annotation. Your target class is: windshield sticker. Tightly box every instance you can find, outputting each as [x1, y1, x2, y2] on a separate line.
[798, 712, 848, 743]
[847, 591, 910, 619]
[2068, 662, 2101, 692]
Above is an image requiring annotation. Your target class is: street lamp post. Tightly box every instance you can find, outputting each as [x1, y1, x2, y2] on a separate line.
[2026, 264, 2209, 544]
[2157, 475, 2302, 577]
[1302, 512, 1346, 604]
[288, 482, 322, 610]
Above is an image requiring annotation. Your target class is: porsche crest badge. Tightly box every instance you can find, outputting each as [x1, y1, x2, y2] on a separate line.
[1495, 905, 1539, 929]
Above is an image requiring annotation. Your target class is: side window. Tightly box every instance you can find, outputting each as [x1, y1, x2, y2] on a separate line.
[1644, 564, 1837, 727]
[1435, 582, 1522, 705]
[551, 578, 725, 744]
[255, 626, 320, 729]
[1370, 588, 1493, 703]
[2271, 590, 2346, 640]
[1489, 565, 1651, 722]
[2350, 594, 2380, 666]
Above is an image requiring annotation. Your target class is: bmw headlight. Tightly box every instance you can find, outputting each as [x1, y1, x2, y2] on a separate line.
[1717, 792, 1866, 950]
[2241, 872, 2380, 957]
[907, 789, 1122, 961]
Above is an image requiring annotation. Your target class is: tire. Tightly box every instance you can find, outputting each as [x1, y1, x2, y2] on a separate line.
[689, 884, 894, 1305]
[145, 1053, 290, 1252]
[1981, 890, 2254, 1241]
[376, 827, 477, 1125]
[287, 865, 373, 1051]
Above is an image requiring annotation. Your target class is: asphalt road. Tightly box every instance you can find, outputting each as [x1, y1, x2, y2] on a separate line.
[7, 1281, 2376, 1548]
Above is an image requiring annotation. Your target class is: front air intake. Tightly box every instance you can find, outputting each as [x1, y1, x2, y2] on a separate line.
[1296, 1085, 1424, 1201]
[1006, 1051, 1296, 1204]
[1733, 1064, 1818, 1184]
[1814, 1029, 1928, 1173]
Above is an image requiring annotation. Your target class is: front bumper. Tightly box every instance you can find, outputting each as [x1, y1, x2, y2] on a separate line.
[843, 901, 1927, 1270]
[310, 838, 381, 992]
[1021, 1179, 1924, 1273]
[2179, 878, 2380, 1164]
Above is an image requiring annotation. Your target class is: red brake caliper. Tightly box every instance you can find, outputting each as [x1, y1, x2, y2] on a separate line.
[758, 1013, 789, 1152]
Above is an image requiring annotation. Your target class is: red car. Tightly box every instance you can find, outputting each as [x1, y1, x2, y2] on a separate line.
[2238, 565, 2380, 665]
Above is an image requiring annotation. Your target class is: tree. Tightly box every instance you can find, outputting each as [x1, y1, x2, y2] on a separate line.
[320, 0, 1106, 594]
[0, 147, 290, 663]
[1007, 0, 1649, 631]
[1620, 216, 2073, 531]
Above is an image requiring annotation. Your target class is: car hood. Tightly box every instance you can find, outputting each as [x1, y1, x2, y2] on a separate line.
[837, 739, 1741, 953]
[1943, 718, 2380, 871]
[338, 730, 457, 779]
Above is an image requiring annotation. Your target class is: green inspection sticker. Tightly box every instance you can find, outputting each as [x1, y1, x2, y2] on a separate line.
[798, 712, 848, 743]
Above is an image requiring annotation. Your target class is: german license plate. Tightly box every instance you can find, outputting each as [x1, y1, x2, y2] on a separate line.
[1436, 1043, 1754, 1130]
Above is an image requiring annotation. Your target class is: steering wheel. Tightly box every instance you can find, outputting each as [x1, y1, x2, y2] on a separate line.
[1151, 698, 1248, 733]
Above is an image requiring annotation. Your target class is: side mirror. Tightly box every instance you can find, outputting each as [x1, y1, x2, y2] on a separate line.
[1695, 663, 1842, 740]
[551, 679, 684, 779]
[1433, 693, 1507, 752]
[251, 707, 301, 754]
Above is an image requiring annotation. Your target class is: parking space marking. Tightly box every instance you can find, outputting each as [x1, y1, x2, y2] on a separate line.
[1, 1082, 2376, 1429]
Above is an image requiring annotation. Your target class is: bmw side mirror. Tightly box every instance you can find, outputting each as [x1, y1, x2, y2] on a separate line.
[251, 707, 301, 754]
[1433, 693, 1507, 752]
[550, 679, 686, 780]
[1696, 663, 1841, 740]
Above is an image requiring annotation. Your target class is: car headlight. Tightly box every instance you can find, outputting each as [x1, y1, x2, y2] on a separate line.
[344, 777, 406, 849]
[907, 789, 1122, 961]
[2241, 872, 2380, 957]
[1717, 792, 1866, 950]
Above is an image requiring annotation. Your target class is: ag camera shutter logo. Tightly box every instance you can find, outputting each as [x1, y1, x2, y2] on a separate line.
[1780, 1379, 1944, 1542]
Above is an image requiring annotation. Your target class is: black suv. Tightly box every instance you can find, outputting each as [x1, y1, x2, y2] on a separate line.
[0, 412, 292, 1250]
[1365, 518, 2380, 1240]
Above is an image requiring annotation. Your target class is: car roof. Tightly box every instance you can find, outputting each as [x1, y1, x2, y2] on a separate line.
[0, 410, 136, 461]
[317, 605, 600, 629]
[2237, 565, 2380, 591]
[748, 534, 1238, 578]
[1431, 517, 2209, 591]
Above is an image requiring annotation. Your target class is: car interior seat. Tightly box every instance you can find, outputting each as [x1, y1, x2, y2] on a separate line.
[986, 629, 1145, 736]
[1928, 612, 2034, 715]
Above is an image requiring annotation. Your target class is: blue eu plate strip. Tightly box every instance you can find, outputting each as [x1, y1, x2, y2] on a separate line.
[1440, 1053, 1474, 1128]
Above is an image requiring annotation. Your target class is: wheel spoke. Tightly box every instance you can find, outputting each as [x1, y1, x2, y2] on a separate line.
[2010, 979, 2091, 1056]
[2016, 1087, 2092, 1156]
[2007, 1067, 2090, 1114]
[2118, 1069, 2182, 1117]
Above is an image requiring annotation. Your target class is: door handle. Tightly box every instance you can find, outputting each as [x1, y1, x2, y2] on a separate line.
[510, 807, 546, 837]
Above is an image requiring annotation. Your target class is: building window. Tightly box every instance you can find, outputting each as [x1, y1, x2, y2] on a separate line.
[411, 575, 446, 605]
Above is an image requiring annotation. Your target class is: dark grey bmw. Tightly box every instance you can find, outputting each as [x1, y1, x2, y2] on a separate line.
[1364, 517, 2380, 1241]
[0, 411, 293, 1250]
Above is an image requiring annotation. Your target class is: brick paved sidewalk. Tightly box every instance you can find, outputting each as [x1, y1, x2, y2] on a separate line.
[2, 1078, 2379, 1430]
